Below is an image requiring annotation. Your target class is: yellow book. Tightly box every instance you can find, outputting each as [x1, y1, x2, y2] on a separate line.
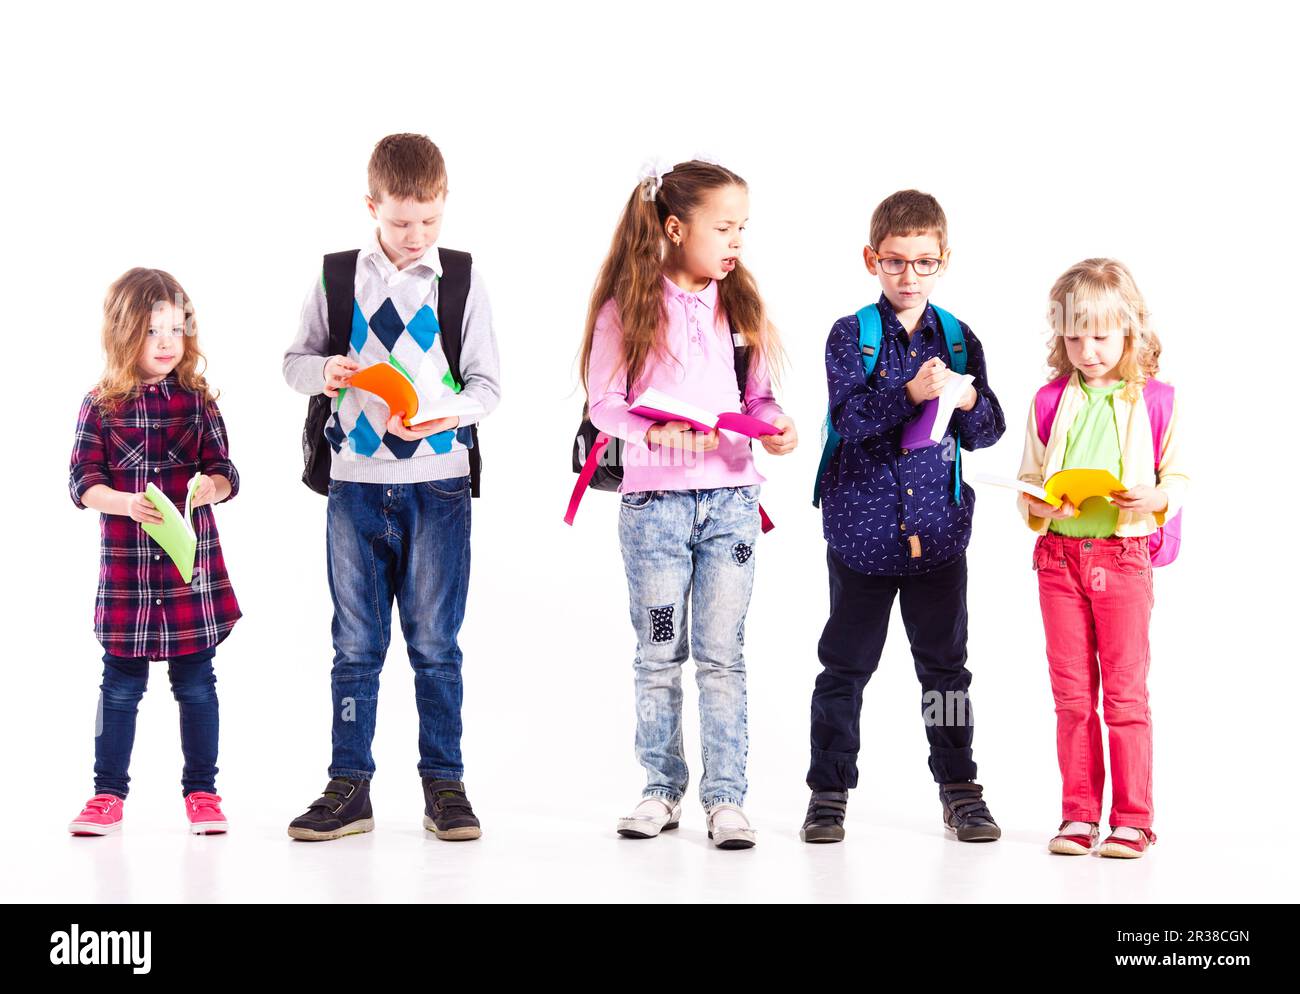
[967, 468, 1126, 516]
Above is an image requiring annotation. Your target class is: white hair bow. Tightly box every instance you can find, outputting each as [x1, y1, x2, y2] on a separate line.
[637, 156, 670, 202]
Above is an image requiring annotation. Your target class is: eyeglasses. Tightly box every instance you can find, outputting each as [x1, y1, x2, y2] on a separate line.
[872, 254, 943, 276]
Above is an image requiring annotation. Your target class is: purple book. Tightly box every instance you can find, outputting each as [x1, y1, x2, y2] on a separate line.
[899, 373, 974, 450]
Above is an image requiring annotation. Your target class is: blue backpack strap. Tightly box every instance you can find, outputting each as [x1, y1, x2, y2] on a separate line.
[932, 305, 966, 374]
[931, 305, 967, 503]
[813, 306, 882, 507]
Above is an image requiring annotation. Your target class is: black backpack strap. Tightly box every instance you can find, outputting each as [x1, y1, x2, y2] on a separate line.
[323, 250, 360, 356]
[436, 248, 480, 497]
[732, 330, 752, 399]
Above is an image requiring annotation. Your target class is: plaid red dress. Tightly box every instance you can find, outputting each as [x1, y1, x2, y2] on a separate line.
[69, 372, 242, 660]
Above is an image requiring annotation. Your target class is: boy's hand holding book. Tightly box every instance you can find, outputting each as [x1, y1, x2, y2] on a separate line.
[386, 413, 460, 441]
[323, 356, 360, 397]
[906, 358, 977, 411]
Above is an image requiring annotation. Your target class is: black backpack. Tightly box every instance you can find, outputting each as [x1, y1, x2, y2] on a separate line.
[300, 247, 480, 496]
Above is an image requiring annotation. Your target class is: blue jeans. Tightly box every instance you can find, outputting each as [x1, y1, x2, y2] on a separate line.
[325, 476, 471, 781]
[93, 645, 219, 799]
[617, 485, 760, 808]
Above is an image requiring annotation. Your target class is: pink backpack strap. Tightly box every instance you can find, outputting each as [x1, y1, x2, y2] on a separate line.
[1034, 375, 1071, 447]
[1142, 378, 1174, 468]
[563, 433, 610, 526]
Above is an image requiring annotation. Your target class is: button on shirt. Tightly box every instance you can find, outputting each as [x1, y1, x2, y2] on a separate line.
[820, 294, 1005, 575]
[69, 373, 242, 659]
[587, 275, 785, 493]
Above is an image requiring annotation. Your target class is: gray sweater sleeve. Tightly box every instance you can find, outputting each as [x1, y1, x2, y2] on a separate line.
[455, 265, 502, 428]
[282, 274, 330, 396]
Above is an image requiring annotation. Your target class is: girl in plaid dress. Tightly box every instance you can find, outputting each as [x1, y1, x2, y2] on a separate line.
[67, 269, 242, 836]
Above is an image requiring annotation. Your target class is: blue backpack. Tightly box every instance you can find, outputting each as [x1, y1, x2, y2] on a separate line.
[812, 303, 968, 508]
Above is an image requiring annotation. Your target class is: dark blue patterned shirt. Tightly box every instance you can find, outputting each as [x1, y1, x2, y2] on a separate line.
[820, 294, 1005, 576]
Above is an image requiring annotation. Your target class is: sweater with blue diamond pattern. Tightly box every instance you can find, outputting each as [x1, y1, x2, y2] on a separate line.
[282, 234, 502, 484]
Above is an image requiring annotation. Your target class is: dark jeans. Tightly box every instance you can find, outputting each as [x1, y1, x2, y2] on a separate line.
[94, 645, 219, 799]
[807, 547, 978, 790]
[325, 476, 472, 782]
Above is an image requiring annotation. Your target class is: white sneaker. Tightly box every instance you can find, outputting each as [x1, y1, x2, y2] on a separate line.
[616, 797, 682, 839]
[706, 802, 756, 850]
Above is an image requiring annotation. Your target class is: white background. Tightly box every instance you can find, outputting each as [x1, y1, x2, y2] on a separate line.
[2, 0, 1295, 902]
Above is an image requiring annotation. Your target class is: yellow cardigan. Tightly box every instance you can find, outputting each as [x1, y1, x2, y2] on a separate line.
[1015, 371, 1189, 536]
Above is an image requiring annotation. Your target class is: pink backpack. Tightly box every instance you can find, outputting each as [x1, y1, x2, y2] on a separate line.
[1034, 375, 1182, 566]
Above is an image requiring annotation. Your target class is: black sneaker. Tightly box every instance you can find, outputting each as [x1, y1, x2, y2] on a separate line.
[800, 789, 848, 843]
[939, 781, 1001, 842]
[287, 777, 374, 841]
[422, 779, 482, 841]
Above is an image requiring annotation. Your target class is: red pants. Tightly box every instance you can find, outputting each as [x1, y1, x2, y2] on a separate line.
[1034, 533, 1154, 829]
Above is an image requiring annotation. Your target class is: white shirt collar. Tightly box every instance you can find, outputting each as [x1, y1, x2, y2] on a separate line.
[363, 229, 443, 279]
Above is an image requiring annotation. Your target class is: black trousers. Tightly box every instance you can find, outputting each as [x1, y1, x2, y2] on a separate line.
[807, 546, 979, 790]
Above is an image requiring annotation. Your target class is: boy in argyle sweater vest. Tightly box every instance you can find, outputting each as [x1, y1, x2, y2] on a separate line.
[281, 134, 501, 842]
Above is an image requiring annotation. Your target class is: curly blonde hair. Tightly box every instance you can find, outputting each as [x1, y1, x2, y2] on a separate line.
[1046, 258, 1161, 402]
[93, 268, 216, 414]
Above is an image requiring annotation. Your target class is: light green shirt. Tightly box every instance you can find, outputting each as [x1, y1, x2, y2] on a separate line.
[1050, 379, 1125, 538]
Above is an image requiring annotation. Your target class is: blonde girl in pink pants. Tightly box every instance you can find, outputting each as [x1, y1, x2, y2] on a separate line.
[1016, 259, 1188, 859]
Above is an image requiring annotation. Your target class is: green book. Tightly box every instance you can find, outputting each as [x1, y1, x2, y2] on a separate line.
[141, 473, 203, 583]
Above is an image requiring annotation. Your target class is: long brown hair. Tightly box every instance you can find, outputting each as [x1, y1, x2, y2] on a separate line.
[578, 159, 784, 398]
[1045, 258, 1161, 402]
[93, 268, 216, 414]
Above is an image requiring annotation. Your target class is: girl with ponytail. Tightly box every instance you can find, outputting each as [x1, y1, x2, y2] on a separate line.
[579, 159, 797, 849]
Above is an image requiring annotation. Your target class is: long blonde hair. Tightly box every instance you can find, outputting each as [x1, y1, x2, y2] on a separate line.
[578, 160, 785, 399]
[93, 268, 216, 414]
[1046, 258, 1161, 402]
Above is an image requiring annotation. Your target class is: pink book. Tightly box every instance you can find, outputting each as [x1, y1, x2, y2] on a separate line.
[628, 387, 779, 438]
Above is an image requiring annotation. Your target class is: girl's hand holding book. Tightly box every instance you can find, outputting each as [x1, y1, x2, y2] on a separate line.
[647, 421, 719, 452]
[1024, 494, 1076, 520]
[758, 416, 798, 455]
[1108, 485, 1168, 515]
[189, 474, 219, 508]
[127, 491, 165, 525]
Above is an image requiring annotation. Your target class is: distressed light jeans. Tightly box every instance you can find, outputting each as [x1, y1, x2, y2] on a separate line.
[617, 485, 760, 809]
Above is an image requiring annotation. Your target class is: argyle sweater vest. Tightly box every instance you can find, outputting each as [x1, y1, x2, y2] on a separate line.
[323, 266, 474, 461]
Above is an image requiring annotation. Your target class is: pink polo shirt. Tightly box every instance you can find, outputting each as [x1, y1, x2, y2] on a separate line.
[587, 275, 785, 493]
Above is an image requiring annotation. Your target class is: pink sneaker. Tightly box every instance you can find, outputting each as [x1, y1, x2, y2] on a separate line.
[185, 791, 228, 835]
[69, 794, 124, 836]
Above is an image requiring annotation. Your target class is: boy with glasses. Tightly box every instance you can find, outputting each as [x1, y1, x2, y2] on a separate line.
[800, 190, 1006, 844]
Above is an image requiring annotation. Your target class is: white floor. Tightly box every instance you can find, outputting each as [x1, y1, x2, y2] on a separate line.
[10, 783, 1293, 904]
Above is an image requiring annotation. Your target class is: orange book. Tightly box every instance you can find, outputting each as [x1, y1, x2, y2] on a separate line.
[346, 359, 483, 427]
